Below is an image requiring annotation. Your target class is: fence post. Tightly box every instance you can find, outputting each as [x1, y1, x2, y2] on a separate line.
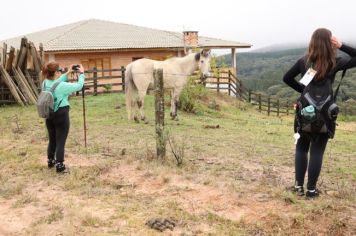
[277, 99, 280, 116]
[217, 68, 220, 93]
[228, 71, 232, 96]
[267, 97, 271, 116]
[248, 89, 251, 103]
[258, 94, 262, 112]
[239, 80, 242, 98]
[121, 66, 125, 93]
[154, 68, 166, 159]
[93, 67, 98, 96]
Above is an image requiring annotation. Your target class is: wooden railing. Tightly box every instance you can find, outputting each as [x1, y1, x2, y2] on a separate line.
[83, 66, 125, 95]
[204, 68, 356, 117]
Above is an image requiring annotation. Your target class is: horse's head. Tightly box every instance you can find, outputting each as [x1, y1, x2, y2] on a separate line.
[195, 49, 211, 81]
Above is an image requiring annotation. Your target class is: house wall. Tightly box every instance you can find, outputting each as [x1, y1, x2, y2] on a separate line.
[45, 49, 183, 70]
[44, 49, 184, 93]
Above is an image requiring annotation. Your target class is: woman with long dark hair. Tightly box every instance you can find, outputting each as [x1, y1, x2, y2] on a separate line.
[42, 62, 85, 173]
[283, 28, 356, 198]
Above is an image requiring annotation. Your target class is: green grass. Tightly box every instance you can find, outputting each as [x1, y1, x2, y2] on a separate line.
[0, 92, 355, 235]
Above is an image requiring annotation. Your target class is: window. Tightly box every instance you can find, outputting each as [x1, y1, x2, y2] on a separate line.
[81, 57, 112, 77]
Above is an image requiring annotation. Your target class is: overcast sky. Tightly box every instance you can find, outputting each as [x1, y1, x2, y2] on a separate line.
[1, 0, 355, 52]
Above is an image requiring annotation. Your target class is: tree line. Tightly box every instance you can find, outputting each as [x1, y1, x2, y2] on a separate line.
[217, 47, 356, 103]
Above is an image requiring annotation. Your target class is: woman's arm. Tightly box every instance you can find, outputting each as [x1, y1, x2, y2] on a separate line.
[283, 58, 304, 93]
[332, 37, 356, 71]
[62, 73, 85, 94]
[58, 73, 68, 82]
[62, 65, 85, 95]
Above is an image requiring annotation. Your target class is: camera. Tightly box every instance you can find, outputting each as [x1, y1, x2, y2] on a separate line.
[72, 64, 80, 71]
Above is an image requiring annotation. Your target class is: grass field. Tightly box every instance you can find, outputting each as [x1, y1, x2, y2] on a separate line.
[0, 92, 355, 235]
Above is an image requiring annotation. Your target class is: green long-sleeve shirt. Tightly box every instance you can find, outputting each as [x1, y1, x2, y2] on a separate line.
[43, 73, 85, 112]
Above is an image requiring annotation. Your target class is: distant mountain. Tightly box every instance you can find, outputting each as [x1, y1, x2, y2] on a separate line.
[252, 42, 307, 53]
[216, 45, 356, 102]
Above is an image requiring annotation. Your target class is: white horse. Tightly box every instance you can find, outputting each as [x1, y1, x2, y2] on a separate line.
[125, 49, 211, 122]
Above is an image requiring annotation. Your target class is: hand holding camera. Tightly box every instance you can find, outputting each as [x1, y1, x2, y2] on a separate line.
[70, 64, 84, 73]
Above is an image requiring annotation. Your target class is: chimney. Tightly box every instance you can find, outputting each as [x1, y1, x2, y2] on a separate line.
[183, 31, 199, 47]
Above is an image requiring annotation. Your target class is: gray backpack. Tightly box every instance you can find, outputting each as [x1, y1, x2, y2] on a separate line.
[37, 80, 62, 119]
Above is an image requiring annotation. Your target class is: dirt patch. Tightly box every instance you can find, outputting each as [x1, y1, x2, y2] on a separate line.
[103, 161, 294, 225]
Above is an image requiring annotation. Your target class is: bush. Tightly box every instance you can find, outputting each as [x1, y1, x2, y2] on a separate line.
[179, 76, 208, 114]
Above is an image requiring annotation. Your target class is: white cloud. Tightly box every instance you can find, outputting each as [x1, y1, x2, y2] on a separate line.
[1, 0, 355, 50]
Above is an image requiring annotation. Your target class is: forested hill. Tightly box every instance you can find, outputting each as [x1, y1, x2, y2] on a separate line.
[216, 47, 356, 102]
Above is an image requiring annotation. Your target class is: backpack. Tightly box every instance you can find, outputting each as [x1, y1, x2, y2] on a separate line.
[295, 67, 346, 138]
[36, 80, 62, 119]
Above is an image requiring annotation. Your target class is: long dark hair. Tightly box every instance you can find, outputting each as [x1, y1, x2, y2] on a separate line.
[307, 28, 336, 80]
[42, 61, 59, 80]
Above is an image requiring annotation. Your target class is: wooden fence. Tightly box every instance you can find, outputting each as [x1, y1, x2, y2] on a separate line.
[1, 63, 356, 117]
[205, 68, 356, 117]
[83, 66, 125, 95]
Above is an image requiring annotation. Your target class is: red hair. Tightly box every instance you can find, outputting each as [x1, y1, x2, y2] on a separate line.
[42, 62, 59, 80]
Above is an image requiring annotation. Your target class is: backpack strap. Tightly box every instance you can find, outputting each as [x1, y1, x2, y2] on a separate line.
[49, 80, 62, 93]
[333, 69, 347, 101]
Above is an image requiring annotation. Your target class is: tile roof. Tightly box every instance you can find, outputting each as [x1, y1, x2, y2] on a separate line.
[0, 19, 251, 51]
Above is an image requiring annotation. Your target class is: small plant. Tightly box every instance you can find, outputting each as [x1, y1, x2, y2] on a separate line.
[179, 76, 208, 114]
[167, 134, 185, 167]
[103, 84, 113, 93]
[81, 213, 104, 227]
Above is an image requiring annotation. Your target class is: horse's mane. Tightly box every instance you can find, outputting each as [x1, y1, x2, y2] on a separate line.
[164, 53, 196, 62]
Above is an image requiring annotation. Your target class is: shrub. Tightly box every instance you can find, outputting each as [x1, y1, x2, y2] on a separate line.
[179, 76, 208, 114]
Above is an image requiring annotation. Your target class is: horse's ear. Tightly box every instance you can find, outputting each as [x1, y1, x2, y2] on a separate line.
[201, 49, 211, 57]
[195, 52, 201, 61]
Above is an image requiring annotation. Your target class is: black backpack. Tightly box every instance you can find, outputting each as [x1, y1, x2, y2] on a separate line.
[295, 68, 346, 138]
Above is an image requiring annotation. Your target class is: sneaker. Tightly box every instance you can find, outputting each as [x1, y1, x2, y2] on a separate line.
[56, 162, 68, 173]
[306, 189, 319, 198]
[47, 159, 56, 169]
[293, 186, 305, 196]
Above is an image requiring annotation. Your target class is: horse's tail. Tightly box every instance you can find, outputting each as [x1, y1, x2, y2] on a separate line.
[125, 63, 137, 120]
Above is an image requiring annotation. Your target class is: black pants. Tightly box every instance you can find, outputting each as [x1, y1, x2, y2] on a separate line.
[45, 106, 70, 163]
[295, 132, 329, 190]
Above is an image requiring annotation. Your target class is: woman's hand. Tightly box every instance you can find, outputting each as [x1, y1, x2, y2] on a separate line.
[78, 64, 84, 73]
[67, 64, 74, 74]
[331, 36, 342, 49]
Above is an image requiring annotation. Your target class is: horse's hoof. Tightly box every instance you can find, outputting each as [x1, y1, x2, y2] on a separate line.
[174, 117, 179, 121]
[144, 120, 149, 124]
[134, 117, 139, 123]
[170, 112, 173, 117]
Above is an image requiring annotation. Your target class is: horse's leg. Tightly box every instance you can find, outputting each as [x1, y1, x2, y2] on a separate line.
[137, 90, 148, 123]
[133, 98, 139, 123]
[171, 88, 181, 121]
[170, 90, 175, 118]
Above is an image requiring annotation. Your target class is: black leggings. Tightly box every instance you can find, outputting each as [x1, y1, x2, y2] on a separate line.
[295, 132, 329, 190]
[45, 106, 70, 163]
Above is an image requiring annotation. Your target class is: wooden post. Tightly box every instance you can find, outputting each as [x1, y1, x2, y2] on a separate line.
[16, 38, 28, 70]
[267, 97, 271, 116]
[231, 48, 236, 75]
[248, 89, 251, 103]
[39, 43, 44, 67]
[154, 68, 166, 159]
[93, 67, 98, 96]
[121, 66, 125, 93]
[228, 76, 231, 96]
[277, 99, 280, 116]
[258, 94, 262, 112]
[217, 68, 220, 93]
[239, 80, 242, 98]
[6, 47, 15, 72]
[2, 43, 7, 67]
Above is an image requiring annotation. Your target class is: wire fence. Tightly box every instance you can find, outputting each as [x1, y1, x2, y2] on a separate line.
[1, 66, 356, 117]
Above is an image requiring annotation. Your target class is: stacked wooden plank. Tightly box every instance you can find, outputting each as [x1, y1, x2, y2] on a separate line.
[0, 37, 44, 106]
